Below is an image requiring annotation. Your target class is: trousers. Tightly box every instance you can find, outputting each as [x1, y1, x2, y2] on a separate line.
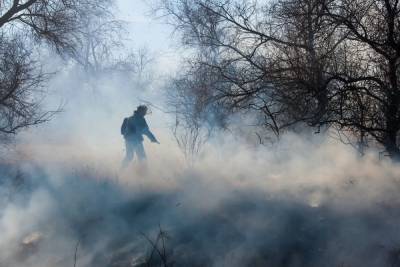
[122, 139, 146, 167]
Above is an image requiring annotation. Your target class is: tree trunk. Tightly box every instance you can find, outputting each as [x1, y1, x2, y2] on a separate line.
[385, 59, 400, 160]
[384, 131, 400, 159]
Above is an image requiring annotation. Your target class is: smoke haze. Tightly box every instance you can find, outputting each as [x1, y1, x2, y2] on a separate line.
[2, 87, 400, 267]
[1, 2, 400, 267]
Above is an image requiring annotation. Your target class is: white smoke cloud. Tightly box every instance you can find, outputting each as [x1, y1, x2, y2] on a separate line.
[2, 114, 400, 267]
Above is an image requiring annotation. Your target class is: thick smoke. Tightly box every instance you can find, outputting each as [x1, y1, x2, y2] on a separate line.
[2, 100, 400, 267]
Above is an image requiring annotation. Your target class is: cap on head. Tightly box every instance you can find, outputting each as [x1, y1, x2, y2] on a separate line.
[136, 105, 148, 115]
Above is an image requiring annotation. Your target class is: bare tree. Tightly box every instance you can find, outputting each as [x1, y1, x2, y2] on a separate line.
[269, 0, 347, 129]
[0, 35, 51, 135]
[322, 0, 400, 158]
[167, 51, 229, 160]
[158, 0, 343, 135]
[72, 15, 154, 77]
[0, 0, 116, 139]
[160, 0, 400, 159]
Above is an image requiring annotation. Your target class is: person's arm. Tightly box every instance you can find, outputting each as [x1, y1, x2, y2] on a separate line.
[143, 120, 159, 143]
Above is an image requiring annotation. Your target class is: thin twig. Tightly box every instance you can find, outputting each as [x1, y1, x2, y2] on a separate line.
[74, 239, 80, 267]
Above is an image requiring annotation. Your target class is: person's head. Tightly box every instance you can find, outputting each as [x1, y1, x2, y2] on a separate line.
[135, 105, 148, 116]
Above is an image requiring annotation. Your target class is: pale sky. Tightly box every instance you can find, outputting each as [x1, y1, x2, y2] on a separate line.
[116, 0, 181, 74]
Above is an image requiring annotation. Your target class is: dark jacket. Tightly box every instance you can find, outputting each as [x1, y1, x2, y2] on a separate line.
[121, 112, 157, 142]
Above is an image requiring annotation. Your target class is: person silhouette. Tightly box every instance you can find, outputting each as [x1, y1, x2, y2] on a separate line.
[121, 105, 159, 167]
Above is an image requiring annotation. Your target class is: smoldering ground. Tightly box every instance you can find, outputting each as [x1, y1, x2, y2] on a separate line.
[2, 131, 400, 267]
